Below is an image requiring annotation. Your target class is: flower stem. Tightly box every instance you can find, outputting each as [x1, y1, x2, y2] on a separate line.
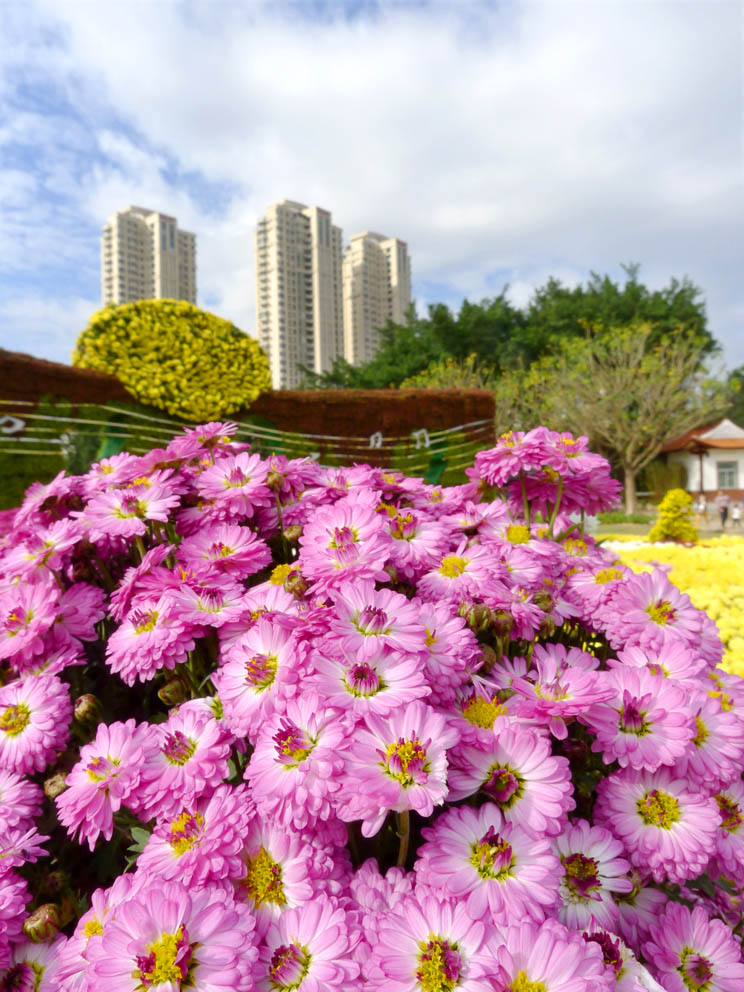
[519, 471, 531, 528]
[396, 810, 410, 867]
[547, 476, 564, 539]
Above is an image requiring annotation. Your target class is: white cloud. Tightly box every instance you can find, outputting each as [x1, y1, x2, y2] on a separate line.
[1, 0, 742, 367]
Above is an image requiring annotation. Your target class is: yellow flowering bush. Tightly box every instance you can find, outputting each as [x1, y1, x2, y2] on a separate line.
[647, 487, 697, 544]
[72, 300, 271, 422]
[608, 535, 744, 677]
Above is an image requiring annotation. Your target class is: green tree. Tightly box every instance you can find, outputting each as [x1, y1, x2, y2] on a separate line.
[491, 322, 731, 512]
[522, 264, 714, 360]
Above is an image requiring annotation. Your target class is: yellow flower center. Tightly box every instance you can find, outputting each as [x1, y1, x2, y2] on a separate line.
[416, 936, 462, 992]
[136, 925, 192, 986]
[505, 524, 531, 544]
[84, 917, 103, 938]
[0, 703, 30, 737]
[595, 568, 623, 585]
[716, 793, 743, 833]
[383, 737, 429, 786]
[637, 789, 680, 829]
[647, 599, 676, 625]
[438, 555, 468, 578]
[242, 846, 286, 907]
[463, 695, 506, 729]
[510, 971, 547, 992]
[168, 811, 204, 855]
[245, 653, 278, 691]
[692, 718, 708, 747]
[133, 611, 159, 635]
[271, 564, 295, 585]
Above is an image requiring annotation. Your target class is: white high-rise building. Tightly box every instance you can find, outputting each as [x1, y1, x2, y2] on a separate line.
[255, 200, 344, 389]
[101, 206, 197, 306]
[342, 232, 411, 366]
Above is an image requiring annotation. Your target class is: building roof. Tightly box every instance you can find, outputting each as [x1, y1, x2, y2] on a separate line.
[662, 418, 744, 453]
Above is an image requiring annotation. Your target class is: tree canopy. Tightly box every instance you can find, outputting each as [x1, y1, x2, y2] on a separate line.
[489, 322, 731, 512]
[300, 265, 714, 389]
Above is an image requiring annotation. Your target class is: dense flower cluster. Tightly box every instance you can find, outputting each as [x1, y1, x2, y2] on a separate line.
[1, 423, 744, 990]
[72, 299, 271, 420]
[610, 535, 744, 678]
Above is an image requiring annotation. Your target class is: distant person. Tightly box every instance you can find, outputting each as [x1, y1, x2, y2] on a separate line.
[694, 494, 708, 528]
[732, 501, 742, 529]
[716, 491, 730, 528]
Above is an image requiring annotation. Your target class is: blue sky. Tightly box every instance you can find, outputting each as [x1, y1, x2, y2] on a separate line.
[1, 0, 742, 369]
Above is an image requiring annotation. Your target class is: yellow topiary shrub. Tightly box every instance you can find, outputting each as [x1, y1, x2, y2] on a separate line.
[647, 487, 698, 543]
[72, 300, 271, 422]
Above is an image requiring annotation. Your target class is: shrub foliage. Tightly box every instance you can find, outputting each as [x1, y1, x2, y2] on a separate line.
[72, 299, 271, 421]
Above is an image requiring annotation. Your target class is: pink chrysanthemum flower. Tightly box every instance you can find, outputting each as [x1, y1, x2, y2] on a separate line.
[581, 667, 694, 772]
[415, 600, 481, 707]
[613, 869, 669, 956]
[245, 693, 348, 831]
[56, 719, 148, 850]
[0, 577, 58, 662]
[449, 684, 516, 747]
[566, 560, 631, 623]
[416, 539, 501, 603]
[328, 581, 427, 660]
[511, 647, 613, 740]
[214, 616, 306, 742]
[553, 819, 633, 931]
[54, 581, 107, 646]
[196, 451, 272, 520]
[337, 700, 459, 837]
[0, 769, 42, 833]
[1, 517, 81, 579]
[415, 802, 561, 925]
[711, 779, 744, 883]
[602, 568, 704, 653]
[298, 492, 392, 592]
[385, 508, 450, 582]
[309, 644, 430, 717]
[132, 707, 231, 820]
[368, 893, 500, 991]
[350, 859, 414, 957]
[257, 898, 360, 992]
[105, 595, 198, 685]
[582, 928, 665, 992]
[608, 643, 708, 687]
[55, 874, 147, 992]
[235, 816, 317, 929]
[107, 544, 174, 622]
[594, 768, 718, 884]
[0, 673, 71, 774]
[0, 822, 48, 873]
[137, 784, 253, 886]
[90, 880, 258, 991]
[80, 481, 181, 542]
[643, 902, 744, 992]
[673, 693, 744, 792]
[472, 429, 542, 486]
[0, 870, 29, 971]
[448, 725, 574, 837]
[168, 573, 247, 628]
[177, 522, 272, 577]
[1, 936, 65, 991]
[495, 919, 612, 992]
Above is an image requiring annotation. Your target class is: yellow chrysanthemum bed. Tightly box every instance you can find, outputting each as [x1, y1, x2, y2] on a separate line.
[72, 300, 271, 422]
[605, 535, 744, 677]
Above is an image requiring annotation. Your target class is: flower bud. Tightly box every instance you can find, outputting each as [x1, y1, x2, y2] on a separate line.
[463, 604, 495, 633]
[490, 610, 514, 637]
[158, 675, 189, 707]
[282, 525, 302, 543]
[478, 644, 498, 672]
[44, 772, 68, 800]
[284, 569, 308, 599]
[266, 469, 285, 491]
[23, 904, 61, 943]
[73, 694, 102, 729]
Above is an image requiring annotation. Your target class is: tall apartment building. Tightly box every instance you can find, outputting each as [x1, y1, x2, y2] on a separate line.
[255, 200, 344, 389]
[101, 206, 197, 306]
[342, 232, 411, 366]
